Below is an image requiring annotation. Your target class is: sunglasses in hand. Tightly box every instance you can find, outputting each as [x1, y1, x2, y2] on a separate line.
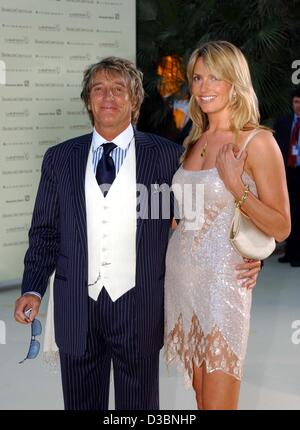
[19, 309, 42, 364]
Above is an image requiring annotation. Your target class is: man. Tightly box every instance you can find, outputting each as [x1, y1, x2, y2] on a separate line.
[275, 87, 300, 267]
[14, 57, 260, 410]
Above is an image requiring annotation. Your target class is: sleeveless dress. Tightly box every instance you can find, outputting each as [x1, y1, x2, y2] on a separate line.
[164, 131, 259, 385]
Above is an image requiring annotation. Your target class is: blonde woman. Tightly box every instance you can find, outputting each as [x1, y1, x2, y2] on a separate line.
[164, 41, 291, 409]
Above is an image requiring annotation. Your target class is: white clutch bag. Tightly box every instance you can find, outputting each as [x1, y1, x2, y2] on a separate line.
[229, 207, 276, 260]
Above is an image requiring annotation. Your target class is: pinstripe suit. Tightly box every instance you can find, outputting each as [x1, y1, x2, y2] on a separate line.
[21, 128, 183, 410]
[275, 114, 300, 264]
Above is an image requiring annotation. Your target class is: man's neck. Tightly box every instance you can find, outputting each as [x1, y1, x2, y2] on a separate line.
[94, 123, 131, 141]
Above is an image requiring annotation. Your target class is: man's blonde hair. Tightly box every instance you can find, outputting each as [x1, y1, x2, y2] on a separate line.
[81, 56, 144, 125]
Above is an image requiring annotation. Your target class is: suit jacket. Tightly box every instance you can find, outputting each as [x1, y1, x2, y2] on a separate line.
[22, 129, 184, 356]
[274, 114, 294, 168]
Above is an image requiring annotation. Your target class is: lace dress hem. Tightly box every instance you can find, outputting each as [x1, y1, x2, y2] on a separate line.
[164, 313, 243, 387]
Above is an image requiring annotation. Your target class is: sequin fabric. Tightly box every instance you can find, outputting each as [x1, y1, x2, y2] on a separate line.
[164, 166, 257, 386]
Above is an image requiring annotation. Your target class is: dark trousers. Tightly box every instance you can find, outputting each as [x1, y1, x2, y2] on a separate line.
[286, 167, 300, 262]
[59, 289, 160, 410]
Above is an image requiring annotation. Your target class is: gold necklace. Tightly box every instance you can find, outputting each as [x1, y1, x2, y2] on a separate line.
[200, 133, 208, 157]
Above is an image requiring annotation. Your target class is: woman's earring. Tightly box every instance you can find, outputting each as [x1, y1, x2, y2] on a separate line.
[231, 91, 237, 104]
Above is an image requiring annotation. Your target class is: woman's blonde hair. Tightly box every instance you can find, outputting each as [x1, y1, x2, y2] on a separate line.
[184, 41, 265, 160]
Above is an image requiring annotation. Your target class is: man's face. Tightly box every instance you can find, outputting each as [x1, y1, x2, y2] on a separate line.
[292, 96, 300, 117]
[88, 70, 133, 135]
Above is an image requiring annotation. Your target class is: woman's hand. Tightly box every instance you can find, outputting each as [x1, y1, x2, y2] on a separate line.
[235, 258, 261, 289]
[216, 143, 247, 193]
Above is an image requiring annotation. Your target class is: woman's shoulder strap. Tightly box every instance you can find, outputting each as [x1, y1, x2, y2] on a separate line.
[241, 128, 263, 151]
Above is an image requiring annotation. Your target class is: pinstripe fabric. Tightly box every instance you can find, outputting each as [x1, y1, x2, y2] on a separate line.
[21, 129, 183, 409]
[92, 144, 130, 175]
[60, 290, 159, 410]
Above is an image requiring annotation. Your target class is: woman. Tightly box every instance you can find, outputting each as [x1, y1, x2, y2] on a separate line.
[164, 41, 291, 410]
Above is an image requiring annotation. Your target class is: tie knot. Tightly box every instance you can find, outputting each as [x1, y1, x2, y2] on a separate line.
[102, 142, 117, 156]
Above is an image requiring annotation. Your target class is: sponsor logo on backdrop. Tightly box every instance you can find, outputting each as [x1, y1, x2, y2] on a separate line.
[5, 195, 31, 204]
[37, 67, 61, 74]
[2, 126, 33, 131]
[2, 52, 33, 58]
[69, 123, 91, 130]
[69, 54, 91, 61]
[5, 68, 32, 73]
[66, 83, 81, 87]
[2, 141, 33, 146]
[96, 29, 122, 34]
[35, 10, 64, 16]
[2, 24, 32, 29]
[35, 97, 64, 101]
[5, 153, 30, 161]
[6, 224, 30, 233]
[97, 1, 123, 4]
[35, 83, 64, 87]
[2, 212, 33, 219]
[1, 7, 33, 14]
[2, 97, 33, 102]
[5, 110, 30, 118]
[67, 41, 94, 46]
[38, 24, 61, 31]
[36, 126, 65, 130]
[35, 54, 64, 59]
[38, 110, 63, 116]
[67, 0, 95, 4]
[69, 11, 91, 18]
[2, 184, 33, 189]
[38, 138, 60, 146]
[67, 69, 84, 74]
[67, 108, 87, 115]
[3, 241, 29, 247]
[66, 27, 93, 32]
[2, 169, 33, 175]
[4, 36, 29, 44]
[99, 41, 120, 48]
[5, 81, 30, 87]
[98, 13, 120, 20]
[35, 39, 65, 45]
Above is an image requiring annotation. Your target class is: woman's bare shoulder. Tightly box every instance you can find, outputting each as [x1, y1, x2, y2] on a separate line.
[247, 129, 277, 151]
[246, 129, 283, 171]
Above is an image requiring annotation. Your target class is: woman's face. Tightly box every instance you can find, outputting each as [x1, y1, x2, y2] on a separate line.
[191, 56, 232, 115]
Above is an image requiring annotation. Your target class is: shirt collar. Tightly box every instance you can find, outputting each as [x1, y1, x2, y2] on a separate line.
[92, 124, 134, 152]
[293, 113, 300, 124]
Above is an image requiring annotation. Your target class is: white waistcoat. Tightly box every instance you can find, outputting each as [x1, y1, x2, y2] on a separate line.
[85, 141, 137, 302]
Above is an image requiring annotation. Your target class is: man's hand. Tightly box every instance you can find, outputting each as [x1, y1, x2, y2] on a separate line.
[235, 258, 261, 289]
[14, 294, 41, 324]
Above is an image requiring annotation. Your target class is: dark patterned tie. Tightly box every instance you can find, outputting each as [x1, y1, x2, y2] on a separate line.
[96, 142, 117, 196]
[288, 117, 300, 168]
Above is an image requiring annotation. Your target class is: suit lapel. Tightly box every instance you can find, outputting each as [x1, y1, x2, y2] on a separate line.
[69, 133, 92, 256]
[135, 129, 157, 250]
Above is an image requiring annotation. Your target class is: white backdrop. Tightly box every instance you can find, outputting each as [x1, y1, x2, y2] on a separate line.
[0, 0, 136, 287]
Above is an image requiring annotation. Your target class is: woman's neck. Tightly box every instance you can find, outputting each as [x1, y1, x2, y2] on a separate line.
[206, 111, 231, 133]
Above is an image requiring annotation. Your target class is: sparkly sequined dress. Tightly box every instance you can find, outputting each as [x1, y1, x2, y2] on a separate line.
[164, 165, 257, 384]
